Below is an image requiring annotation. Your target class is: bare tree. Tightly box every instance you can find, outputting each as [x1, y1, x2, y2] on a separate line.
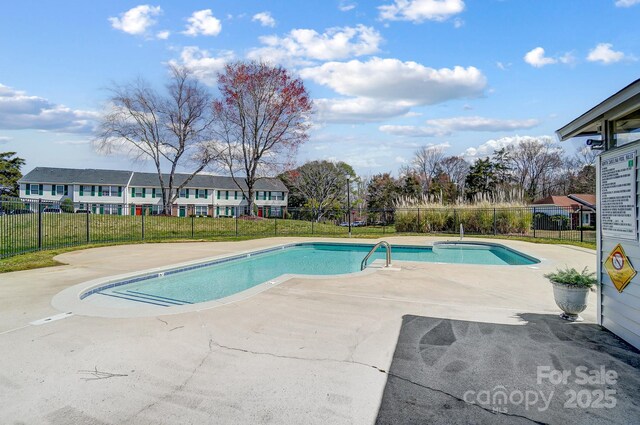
[212, 61, 313, 215]
[94, 66, 218, 213]
[412, 145, 446, 193]
[438, 156, 470, 192]
[506, 137, 564, 201]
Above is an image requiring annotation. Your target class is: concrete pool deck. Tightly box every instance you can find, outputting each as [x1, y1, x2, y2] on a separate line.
[0, 237, 638, 424]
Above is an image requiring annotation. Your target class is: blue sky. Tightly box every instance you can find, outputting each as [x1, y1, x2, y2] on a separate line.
[1, 0, 639, 176]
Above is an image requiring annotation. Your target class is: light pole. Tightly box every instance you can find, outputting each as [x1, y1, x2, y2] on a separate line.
[347, 177, 351, 237]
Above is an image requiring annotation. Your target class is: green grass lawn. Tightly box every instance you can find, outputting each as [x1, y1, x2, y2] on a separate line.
[0, 213, 395, 258]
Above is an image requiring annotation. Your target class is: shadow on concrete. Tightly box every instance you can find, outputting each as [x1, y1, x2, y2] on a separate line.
[375, 313, 640, 425]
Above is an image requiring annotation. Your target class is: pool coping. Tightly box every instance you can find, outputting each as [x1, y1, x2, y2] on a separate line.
[51, 240, 542, 318]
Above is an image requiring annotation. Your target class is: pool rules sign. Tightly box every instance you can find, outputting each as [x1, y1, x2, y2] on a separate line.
[604, 244, 637, 293]
[600, 149, 637, 240]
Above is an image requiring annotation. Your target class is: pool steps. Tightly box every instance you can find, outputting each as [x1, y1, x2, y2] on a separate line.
[98, 289, 193, 307]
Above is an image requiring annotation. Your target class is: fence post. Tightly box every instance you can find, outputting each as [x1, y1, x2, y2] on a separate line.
[235, 214, 238, 237]
[493, 208, 497, 236]
[37, 199, 42, 250]
[86, 207, 90, 243]
[417, 208, 420, 233]
[533, 207, 536, 238]
[274, 218, 277, 236]
[191, 214, 195, 239]
[141, 210, 145, 240]
[580, 206, 583, 242]
[559, 207, 562, 240]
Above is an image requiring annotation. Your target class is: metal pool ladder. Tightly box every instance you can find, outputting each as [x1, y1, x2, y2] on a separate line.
[361, 241, 392, 270]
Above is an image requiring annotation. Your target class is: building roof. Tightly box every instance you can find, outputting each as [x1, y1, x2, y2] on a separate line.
[19, 167, 133, 185]
[568, 193, 596, 209]
[556, 78, 640, 141]
[19, 167, 287, 192]
[531, 194, 596, 211]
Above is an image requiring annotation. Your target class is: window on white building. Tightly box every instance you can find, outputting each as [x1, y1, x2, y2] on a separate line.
[197, 189, 207, 198]
[55, 185, 65, 195]
[135, 187, 144, 197]
[103, 204, 121, 215]
[30, 184, 40, 195]
[101, 186, 120, 197]
[179, 188, 187, 198]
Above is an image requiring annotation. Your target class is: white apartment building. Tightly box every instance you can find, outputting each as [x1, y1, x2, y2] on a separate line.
[18, 167, 288, 217]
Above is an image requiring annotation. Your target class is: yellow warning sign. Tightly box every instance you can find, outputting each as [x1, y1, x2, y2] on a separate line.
[604, 244, 637, 293]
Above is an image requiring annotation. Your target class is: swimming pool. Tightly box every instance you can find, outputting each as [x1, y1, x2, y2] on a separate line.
[81, 242, 539, 307]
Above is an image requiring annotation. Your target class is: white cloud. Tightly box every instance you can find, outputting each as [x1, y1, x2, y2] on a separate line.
[462, 135, 553, 160]
[558, 52, 576, 65]
[168, 47, 233, 86]
[300, 57, 486, 105]
[0, 84, 98, 133]
[109, 5, 162, 36]
[587, 43, 626, 64]
[156, 30, 170, 40]
[523, 47, 556, 68]
[184, 9, 222, 37]
[248, 25, 382, 64]
[379, 124, 448, 137]
[339, 1, 357, 11]
[252, 12, 276, 27]
[0, 136, 12, 144]
[615, 0, 640, 7]
[425, 116, 539, 132]
[379, 0, 465, 23]
[313, 98, 413, 123]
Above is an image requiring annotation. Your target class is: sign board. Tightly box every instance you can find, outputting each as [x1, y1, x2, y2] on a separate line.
[604, 244, 637, 293]
[600, 149, 637, 240]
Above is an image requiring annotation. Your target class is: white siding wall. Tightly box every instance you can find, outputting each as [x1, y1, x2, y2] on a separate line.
[599, 145, 640, 350]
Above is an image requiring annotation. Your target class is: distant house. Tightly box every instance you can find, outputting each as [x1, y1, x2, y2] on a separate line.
[17, 167, 288, 217]
[531, 194, 596, 227]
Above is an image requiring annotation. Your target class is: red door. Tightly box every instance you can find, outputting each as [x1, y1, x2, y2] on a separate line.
[257, 207, 263, 217]
[135, 206, 142, 216]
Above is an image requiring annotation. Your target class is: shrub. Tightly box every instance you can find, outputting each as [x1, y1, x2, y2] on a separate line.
[544, 267, 596, 288]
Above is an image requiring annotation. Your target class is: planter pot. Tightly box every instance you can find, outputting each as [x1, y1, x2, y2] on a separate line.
[551, 280, 590, 322]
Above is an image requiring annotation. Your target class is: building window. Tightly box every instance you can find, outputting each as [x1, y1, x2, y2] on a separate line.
[80, 185, 92, 196]
[179, 188, 187, 198]
[272, 191, 284, 201]
[55, 185, 64, 195]
[135, 187, 144, 198]
[102, 186, 116, 197]
[30, 184, 40, 195]
[194, 205, 208, 216]
[103, 204, 121, 215]
[271, 206, 282, 217]
[197, 189, 207, 199]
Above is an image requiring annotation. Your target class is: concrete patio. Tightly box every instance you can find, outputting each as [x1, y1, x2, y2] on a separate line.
[1, 237, 638, 424]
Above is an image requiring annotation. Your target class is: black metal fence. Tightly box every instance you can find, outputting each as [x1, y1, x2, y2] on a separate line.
[0, 197, 596, 259]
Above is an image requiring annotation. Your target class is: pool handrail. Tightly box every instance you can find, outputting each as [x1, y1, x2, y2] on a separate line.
[361, 241, 392, 270]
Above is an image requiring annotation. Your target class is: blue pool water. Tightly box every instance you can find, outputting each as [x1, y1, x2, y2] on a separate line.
[87, 242, 538, 306]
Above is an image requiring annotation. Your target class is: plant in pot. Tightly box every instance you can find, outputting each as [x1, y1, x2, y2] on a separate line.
[544, 267, 597, 322]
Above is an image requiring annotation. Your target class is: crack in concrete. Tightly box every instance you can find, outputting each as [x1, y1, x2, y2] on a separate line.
[210, 339, 548, 425]
[127, 339, 214, 423]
